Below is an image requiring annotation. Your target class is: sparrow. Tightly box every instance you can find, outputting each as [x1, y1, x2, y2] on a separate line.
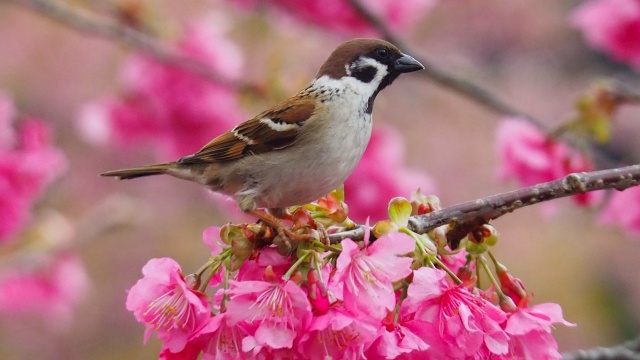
[102, 38, 424, 238]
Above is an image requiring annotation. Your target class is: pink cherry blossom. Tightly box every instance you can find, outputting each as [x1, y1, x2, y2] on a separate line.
[160, 313, 246, 360]
[0, 93, 67, 243]
[504, 303, 574, 360]
[496, 117, 599, 206]
[77, 21, 245, 159]
[346, 124, 436, 222]
[126, 258, 211, 353]
[200, 314, 247, 360]
[572, 0, 640, 70]
[598, 186, 640, 236]
[236, 246, 291, 281]
[407, 267, 510, 358]
[333, 232, 414, 318]
[298, 303, 379, 359]
[233, 0, 436, 35]
[0, 254, 89, 330]
[224, 279, 312, 353]
[365, 309, 430, 359]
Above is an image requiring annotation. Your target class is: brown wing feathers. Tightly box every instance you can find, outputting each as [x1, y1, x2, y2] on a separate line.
[179, 98, 315, 165]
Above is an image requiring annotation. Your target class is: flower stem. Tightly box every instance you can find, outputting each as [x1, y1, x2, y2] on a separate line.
[312, 240, 342, 253]
[478, 255, 507, 298]
[432, 256, 463, 285]
[487, 250, 499, 268]
[282, 251, 312, 281]
[194, 259, 215, 279]
[199, 261, 222, 293]
[399, 227, 434, 264]
[197, 247, 232, 293]
[475, 255, 481, 288]
[219, 263, 230, 312]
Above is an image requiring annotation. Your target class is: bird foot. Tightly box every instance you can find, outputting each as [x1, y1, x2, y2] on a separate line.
[250, 210, 313, 254]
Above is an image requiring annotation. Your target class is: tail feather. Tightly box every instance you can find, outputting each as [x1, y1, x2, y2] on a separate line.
[101, 163, 174, 180]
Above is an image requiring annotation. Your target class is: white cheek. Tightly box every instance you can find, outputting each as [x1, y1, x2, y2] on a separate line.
[313, 60, 388, 99]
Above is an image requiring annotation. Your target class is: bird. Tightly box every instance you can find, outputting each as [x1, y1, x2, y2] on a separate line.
[102, 38, 424, 239]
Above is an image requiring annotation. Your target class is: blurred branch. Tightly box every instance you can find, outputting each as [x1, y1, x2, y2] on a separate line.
[347, 0, 530, 120]
[562, 336, 640, 360]
[0, 195, 145, 271]
[7, 0, 259, 92]
[328, 164, 640, 246]
[348, 0, 636, 167]
[608, 79, 640, 104]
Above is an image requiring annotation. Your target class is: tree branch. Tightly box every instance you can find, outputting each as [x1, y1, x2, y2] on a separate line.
[328, 164, 640, 246]
[562, 336, 640, 360]
[7, 0, 256, 92]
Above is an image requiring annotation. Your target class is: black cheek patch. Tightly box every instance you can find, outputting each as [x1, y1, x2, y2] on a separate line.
[351, 66, 377, 83]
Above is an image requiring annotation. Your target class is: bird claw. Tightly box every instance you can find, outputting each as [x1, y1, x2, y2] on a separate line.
[315, 222, 330, 246]
[250, 209, 314, 255]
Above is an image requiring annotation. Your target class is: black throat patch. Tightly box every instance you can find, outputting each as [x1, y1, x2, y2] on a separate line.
[366, 95, 376, 114]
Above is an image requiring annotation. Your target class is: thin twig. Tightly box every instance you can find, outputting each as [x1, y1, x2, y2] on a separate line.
[347, 0, 624, 167]
[7, 0, 257, 92]
[328, 226, 367, 242]
[328, 164, 640, 245]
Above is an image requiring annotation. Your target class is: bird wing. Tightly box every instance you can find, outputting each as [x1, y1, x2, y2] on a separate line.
[178, 96, 316, 164]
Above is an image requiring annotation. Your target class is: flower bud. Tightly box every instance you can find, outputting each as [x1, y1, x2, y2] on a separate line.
[388, 197, 412, 227]
[416, 233, 437, 254]
[410, 189, 442, 215]
[499, 293, 517, 312]
[431, 225, 448, 249]
[372, 220, 399, 238]
[481, 225, 499, 246]
[496, 262, 529, 307]
[457, 262, 475, 283]
[220, 224, 258, 266]
[465, 239, 487, 255]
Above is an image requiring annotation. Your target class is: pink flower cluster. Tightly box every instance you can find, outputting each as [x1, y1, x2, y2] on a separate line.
[78, 21, 245, 159]
[0, 93, 67, 243]
[572, 0, 640, 70]
[232, 0, 436, 35]
[496, 117, 599, 206]
[345, 124, 436, 223]
[127, 227, 572, 359]
[497, 118, 640, 237]
[0, 254, 89, 330]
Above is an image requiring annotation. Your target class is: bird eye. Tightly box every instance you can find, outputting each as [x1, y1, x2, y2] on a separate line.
[377, 48, 389, 58]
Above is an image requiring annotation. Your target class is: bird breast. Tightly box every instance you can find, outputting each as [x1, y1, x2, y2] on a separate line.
[243, 80, 374, 208]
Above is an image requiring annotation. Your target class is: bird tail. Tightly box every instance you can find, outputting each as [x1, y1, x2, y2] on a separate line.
[101, 163, 175, 180]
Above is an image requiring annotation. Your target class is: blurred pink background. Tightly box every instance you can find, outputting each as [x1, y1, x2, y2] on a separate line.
[1, 0, 639, 358]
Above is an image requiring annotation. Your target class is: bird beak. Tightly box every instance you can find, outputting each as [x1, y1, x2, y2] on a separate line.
[394, 54, 424, 73]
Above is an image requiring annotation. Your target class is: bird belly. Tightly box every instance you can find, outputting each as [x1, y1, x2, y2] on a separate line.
[235, 107, 373, 209]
